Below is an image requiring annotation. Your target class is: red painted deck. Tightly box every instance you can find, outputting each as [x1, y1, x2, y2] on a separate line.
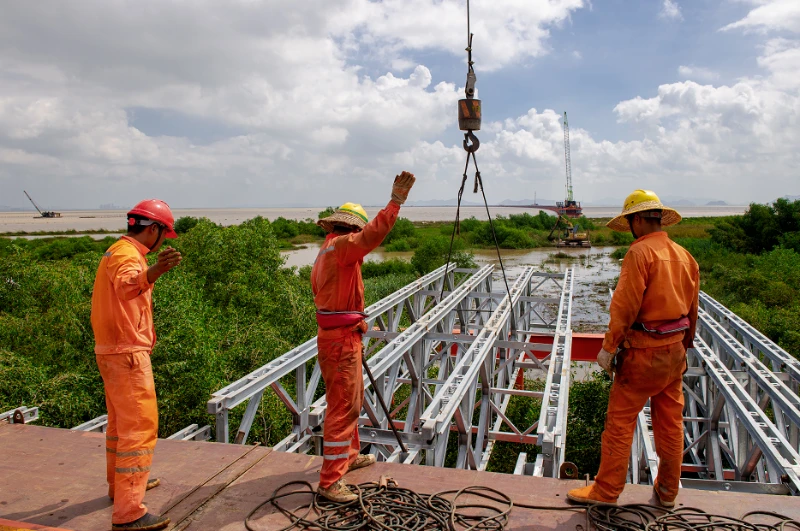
[1, 423, 798, 530]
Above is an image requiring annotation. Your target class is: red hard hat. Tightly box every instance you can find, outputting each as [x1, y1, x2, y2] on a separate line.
[127, 199, 178, 238]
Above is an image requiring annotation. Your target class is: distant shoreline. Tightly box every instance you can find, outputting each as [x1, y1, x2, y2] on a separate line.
[0, 204, 750, 213]
[0, 205, 748, 234]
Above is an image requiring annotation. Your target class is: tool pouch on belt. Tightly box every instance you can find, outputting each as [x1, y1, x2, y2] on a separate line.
[316, 311, 368, 332]
[621, 316, 691, 349]
[632, 316, 690, 335]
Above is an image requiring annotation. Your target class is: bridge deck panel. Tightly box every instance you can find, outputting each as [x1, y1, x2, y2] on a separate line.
[2, 424, 798, 531]
[0, 424, 271, 531]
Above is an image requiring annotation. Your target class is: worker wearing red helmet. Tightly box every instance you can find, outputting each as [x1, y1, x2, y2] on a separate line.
[312, 172, 415, 502]
[91, 199, 181, 531]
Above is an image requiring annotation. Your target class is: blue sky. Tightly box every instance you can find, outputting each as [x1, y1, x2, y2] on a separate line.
[0, 0, 798, 209]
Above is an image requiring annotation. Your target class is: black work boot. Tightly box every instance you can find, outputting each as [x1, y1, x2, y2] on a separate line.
[111, 513, 170, 530]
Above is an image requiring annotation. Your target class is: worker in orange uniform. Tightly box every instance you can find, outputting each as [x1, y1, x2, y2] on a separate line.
[567, 190, 699, 509]
[91, 199, 182, 531]
[312, 172, 416, 502]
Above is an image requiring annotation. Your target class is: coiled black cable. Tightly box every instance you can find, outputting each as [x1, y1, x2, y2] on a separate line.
[245, 480, 800, 531]
[587, 505, 800, 531]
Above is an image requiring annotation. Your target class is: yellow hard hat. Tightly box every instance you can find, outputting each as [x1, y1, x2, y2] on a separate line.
[606, 189, 682, 232]
[317, 202, 369, 233]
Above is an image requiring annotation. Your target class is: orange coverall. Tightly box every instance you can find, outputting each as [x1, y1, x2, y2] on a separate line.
[91, 236, 158, 524]
[311, 201, 400, 488]
[595, 231, 699, 502]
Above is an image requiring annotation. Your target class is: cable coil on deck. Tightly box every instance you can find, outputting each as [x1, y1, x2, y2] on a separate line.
[245, 480, 800, 531]
[588, 505, 800, 531]
[246, 481, 513, 531]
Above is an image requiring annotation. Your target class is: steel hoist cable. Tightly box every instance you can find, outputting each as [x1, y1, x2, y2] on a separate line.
[441, 0, 513, 310]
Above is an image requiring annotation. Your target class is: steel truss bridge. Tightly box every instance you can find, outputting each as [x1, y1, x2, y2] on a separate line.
[41, 264, 799, 495]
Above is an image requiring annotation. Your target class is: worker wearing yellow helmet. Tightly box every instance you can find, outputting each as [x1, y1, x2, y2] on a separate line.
[311, 172, 416, 502]
[568, 190, 699, 508]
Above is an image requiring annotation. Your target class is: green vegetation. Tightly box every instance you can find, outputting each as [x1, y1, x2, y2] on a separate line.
[3, 200, 796, 480]
[610, 246, 628, 260]
[708, 198, 800, 254]
[486, 372, 611, 476]
[677, 198, 800, 355]
[0, 216, 417, 442]
[173, 216, 200, 234]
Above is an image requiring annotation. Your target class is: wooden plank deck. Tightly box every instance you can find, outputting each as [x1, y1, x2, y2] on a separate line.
[2, 423, 798, 531]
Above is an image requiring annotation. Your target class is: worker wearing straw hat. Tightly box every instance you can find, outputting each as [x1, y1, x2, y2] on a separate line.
[312, 172, 416, 502]
[568, 190, 699, 509]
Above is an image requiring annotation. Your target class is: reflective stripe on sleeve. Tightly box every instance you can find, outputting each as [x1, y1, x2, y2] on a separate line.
[106, 447, 117, 454]
[323, 440, 351, 447]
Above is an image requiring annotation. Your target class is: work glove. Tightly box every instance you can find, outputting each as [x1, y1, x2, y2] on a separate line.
[597, 348, 615, 376]
[391, 171, 416, 205]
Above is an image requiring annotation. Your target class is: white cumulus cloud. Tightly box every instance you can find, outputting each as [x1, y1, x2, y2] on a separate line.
[660, 0, 683, 21]
[721, 0, 800, 33]
[0, 0, 799, 210]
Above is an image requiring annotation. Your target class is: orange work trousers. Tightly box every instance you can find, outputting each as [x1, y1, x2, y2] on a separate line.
[593, 342, 686, 502]
[317, 327, 364, 488]
[96, 352, 159, 524]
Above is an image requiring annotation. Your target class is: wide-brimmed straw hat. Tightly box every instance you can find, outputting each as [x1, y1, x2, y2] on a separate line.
[317, 202, 369, 233]
[607, 189, 682, 232]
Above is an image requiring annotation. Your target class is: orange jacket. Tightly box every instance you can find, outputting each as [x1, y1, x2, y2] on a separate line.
[604, 231, 700, 352]
[91, 236, 155, 355]
[312, 201, 400, 314]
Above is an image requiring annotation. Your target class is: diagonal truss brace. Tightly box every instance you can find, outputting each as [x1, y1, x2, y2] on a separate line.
[406, 266, 538, 468]
[207, 264, 455, 444]
[699, 308, 800, 445]
[689, 337, 800, 493]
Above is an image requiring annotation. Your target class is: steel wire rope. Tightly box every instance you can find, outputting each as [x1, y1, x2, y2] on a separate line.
[439, 148, 515, 324]
[439, 155, 471, 302]
[439, 0, 513, 311]
[470, 151, 514, 308]
[244, 480, 800, 531]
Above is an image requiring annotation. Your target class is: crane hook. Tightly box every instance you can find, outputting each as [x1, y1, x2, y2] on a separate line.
[463, 131, 480, 153]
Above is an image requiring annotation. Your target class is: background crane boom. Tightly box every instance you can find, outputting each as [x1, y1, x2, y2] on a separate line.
[23, 190, 61, 218]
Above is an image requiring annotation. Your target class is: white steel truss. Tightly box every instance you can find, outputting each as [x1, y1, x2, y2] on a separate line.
[209, 265, 573, 473]
[209, 274, 800, 494]
[627, 291, 800, 494]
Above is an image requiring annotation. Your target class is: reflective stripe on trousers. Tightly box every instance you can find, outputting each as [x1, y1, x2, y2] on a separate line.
[317, 328, 364, 488]
[96, 352, 159, 525]
[593, 342, 686, 502]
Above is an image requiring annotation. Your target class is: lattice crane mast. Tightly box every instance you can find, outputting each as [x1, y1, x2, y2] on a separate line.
[563, 112, 573, 203]
[556, 112, 582, 217]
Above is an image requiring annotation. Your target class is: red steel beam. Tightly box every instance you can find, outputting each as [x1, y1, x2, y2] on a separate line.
[526, 333, 604, 362]
[445, 331, 604, 362]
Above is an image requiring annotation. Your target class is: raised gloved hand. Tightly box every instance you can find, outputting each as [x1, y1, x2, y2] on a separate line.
[597, 348, 615, 376]
[391, 171, 416, 205]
